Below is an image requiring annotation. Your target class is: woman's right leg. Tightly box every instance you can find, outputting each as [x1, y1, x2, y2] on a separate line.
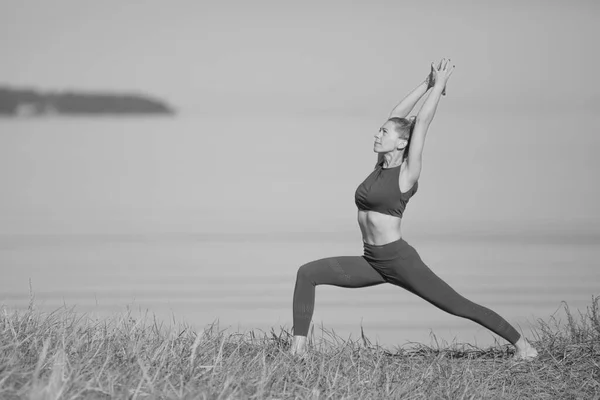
[292, 256, 386, 337]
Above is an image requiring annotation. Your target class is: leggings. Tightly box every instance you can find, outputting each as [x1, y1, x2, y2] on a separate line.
[292, 238, 521, 344]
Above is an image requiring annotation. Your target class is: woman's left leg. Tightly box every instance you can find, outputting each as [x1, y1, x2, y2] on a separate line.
[379, 240, 521, 345]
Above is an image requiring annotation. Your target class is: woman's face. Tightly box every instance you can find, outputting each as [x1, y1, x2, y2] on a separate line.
[373, 120, 404, 153]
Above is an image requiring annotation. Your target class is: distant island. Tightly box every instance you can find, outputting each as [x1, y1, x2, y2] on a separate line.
[0, 86, 175, 116]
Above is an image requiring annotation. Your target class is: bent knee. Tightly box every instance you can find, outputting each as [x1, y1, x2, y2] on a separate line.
[296, 260, 323, 282]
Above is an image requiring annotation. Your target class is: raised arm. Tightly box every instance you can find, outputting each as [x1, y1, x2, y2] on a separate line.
[388, 75, 434, 119]
[405, 59, 455, 182]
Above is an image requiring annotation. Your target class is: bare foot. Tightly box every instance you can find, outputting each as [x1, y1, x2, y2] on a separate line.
[513, 337, 538, 360]
[290, 335, 307, 357]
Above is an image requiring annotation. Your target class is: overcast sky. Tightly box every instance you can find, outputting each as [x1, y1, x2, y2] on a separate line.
[1, 0, 599, 115]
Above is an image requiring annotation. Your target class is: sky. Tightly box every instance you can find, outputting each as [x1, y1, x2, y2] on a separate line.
[0, 0, 599, 237]
[1, 0, 599, 115]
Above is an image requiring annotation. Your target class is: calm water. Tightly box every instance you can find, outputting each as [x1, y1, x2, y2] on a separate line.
[0, 114, 599, 348]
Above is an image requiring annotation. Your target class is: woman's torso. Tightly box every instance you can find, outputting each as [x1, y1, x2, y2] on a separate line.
[355, 162, 418, 246]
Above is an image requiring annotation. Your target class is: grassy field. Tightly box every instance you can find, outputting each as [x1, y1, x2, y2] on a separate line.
[1, 296, 598, 400]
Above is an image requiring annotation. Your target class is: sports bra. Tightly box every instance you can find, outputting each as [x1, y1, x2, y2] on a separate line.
[354, 163, 418, 218]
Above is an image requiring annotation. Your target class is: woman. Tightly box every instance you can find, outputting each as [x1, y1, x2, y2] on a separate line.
[290, 59, 538, 360]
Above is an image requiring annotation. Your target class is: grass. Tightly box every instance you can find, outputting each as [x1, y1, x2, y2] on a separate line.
[1, 296, 599, 400]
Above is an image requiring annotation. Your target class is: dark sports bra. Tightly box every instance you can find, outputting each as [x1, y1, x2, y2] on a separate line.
[354, 163, 418, 218]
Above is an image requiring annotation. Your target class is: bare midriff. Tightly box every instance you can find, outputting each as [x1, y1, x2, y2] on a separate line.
[357, 210, 403, 246]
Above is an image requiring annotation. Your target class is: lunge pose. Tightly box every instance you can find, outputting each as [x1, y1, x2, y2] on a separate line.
[291, 59, 538, 360]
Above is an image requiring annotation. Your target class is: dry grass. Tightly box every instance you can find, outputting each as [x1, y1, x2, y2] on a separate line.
[1, 296, 598, 399]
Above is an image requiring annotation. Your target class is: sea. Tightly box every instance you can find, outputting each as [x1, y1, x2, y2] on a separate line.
[1, 112, 598, 349]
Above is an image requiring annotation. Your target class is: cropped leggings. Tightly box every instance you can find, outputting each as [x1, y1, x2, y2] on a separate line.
[292, 238, 521, 344]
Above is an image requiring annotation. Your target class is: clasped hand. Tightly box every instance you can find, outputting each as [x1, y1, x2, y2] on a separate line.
[426, 58, 455, 95]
